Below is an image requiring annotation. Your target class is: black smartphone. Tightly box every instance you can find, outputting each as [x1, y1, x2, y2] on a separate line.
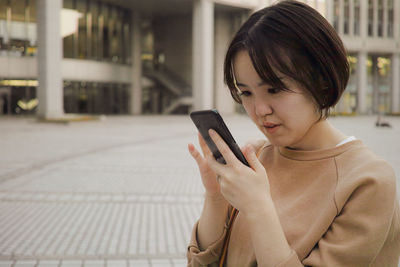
[190, 109, 249, 166]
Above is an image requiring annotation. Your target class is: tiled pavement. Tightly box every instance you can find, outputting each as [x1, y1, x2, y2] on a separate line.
[0, 115, 399, 267]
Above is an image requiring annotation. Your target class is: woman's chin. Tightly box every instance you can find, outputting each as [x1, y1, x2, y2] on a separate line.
[264, 137, 287, 148]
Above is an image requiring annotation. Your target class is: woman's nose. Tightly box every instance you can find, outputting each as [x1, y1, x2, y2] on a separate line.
[255, 98, 273, 117]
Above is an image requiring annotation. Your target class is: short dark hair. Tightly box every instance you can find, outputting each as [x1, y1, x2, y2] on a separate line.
[224, 0, 349, 119]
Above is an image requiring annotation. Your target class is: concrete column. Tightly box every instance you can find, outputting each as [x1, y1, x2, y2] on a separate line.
[360, 0, 368, 38]
[373, 0, 378, 36]
[338, 0, 344, 35]
[326, 0, 334, 25]
[5, 3, 10, 44]
[214, 13, 235, 115]
[391, 54, 400, 113]
[192, 0, 214, 111]
[37, 0, 64, 119]
[349, 0, 354, 35]
[336, 95, 345, 114]
[394, 0, 400, 40]
[357, 51, 368, 114]
[130, 11, 142, 115]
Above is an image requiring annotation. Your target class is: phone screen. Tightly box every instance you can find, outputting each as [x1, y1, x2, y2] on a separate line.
[190, 109, 249, 166]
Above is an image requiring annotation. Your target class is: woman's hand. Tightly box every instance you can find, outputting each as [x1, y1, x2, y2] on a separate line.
[206, 129, 271, 216]
[188, 133, 222, 198]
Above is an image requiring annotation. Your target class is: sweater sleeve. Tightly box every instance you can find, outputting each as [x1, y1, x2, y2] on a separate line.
[187, 220, 228, 266]
[187, 206, 233, 266]
[300, 160, 400, 267]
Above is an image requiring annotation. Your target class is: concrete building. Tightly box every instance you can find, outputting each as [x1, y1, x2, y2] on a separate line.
[0, 0, 399, 118]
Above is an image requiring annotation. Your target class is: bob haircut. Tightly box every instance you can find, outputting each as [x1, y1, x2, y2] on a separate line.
[224, 0, 349, 119]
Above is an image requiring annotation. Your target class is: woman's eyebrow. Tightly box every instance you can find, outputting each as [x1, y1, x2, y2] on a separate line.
[236, 77, 284, 88]
[235, 81, 267, 87]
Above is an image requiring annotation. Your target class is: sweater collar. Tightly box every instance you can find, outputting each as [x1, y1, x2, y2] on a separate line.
[277, 140, 363, 161]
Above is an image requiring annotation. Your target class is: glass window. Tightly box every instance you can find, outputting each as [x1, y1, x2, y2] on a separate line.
[90, 0, 99, 60]
[62, 0, 131, 64]
[368, 0, 373, 36]
[0, 0, 6, 21]
[63, 0, 75, 58]
[115, 8, 124, 63]
[333, 0, 339, 31]
[7, 0, 36, 56]
[86, 0, 92, 58]
[377, 0, 383, 37]
[387, 0, 394, 37]
[122, 10, 131, 64]
[101, 3, 110, 60]
[10, 0, 25, 55]
[7, 0, 19, 53]
[343, 0, 349, 34]
[29, 0, 36, 23]
[26, 0, 36, 55]
[64, 81, 128, 114]
[98, 2, 104, 60]
[109, 6, 118, 62]
[77, 0, 87, 59]
[64, 81, 77, 113]
[11, 0, 25, 22]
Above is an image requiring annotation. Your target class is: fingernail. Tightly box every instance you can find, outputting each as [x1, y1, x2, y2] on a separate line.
[209, 129, 215, 136]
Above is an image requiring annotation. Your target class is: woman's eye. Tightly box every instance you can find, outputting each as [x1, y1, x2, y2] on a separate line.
[268, 88, 280, 94]
[239, 91, 251, 97]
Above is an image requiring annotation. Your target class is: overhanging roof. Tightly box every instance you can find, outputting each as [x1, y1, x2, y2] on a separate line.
[100, 0, 253, 17]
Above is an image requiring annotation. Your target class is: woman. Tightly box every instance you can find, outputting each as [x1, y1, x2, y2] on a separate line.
[187, 1, 400, 266]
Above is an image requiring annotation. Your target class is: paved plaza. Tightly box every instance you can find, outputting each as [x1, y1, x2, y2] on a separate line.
[0, 115, 399, 267]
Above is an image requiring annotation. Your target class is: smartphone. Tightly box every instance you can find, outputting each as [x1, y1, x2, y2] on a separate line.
[190, 109, 249, 166]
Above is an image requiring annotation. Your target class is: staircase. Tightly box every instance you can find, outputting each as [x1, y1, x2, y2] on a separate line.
[144, 67, 193, 114]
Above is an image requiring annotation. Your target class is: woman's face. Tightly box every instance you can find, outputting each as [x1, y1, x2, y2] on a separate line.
[233, 50, 320, 149]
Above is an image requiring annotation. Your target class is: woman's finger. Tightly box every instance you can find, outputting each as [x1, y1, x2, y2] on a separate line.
[208, 129, 240, 166]
[243, 145, 265, 173]
[205, 148, 232, 179]
[188, 143, 205, 166]
[198, 132, 213, 157]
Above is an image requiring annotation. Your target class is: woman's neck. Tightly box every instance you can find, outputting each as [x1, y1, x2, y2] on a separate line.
[287, 120, 347, 151]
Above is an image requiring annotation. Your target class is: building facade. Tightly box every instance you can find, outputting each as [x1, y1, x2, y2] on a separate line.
[0, 0, 399, 117]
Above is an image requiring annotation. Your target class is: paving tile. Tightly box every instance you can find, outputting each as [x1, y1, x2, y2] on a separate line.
[14, 261, 37, 267]
[59, 261, 82, 267]
[105, 260, 127, 267]
[150, 259, 172, 267]
[0, 261, 13, 267]
[37, 261, 60, 267]
[82, 261, 104, 267]
[171, 259, 186, 267]
[128, 260, 149, 267]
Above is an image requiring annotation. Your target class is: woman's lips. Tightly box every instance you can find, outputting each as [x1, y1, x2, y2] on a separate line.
[263, 122, 281, 134]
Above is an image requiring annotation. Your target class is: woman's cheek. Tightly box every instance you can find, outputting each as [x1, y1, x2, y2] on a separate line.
[243, 102, 255, 119]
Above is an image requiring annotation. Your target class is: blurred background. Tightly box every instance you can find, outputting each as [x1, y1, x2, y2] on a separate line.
[0, 0, 400, 267]
[0, 0, 399, 118]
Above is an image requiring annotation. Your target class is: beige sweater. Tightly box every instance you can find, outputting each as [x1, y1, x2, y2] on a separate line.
[187, 140, 400, 266]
